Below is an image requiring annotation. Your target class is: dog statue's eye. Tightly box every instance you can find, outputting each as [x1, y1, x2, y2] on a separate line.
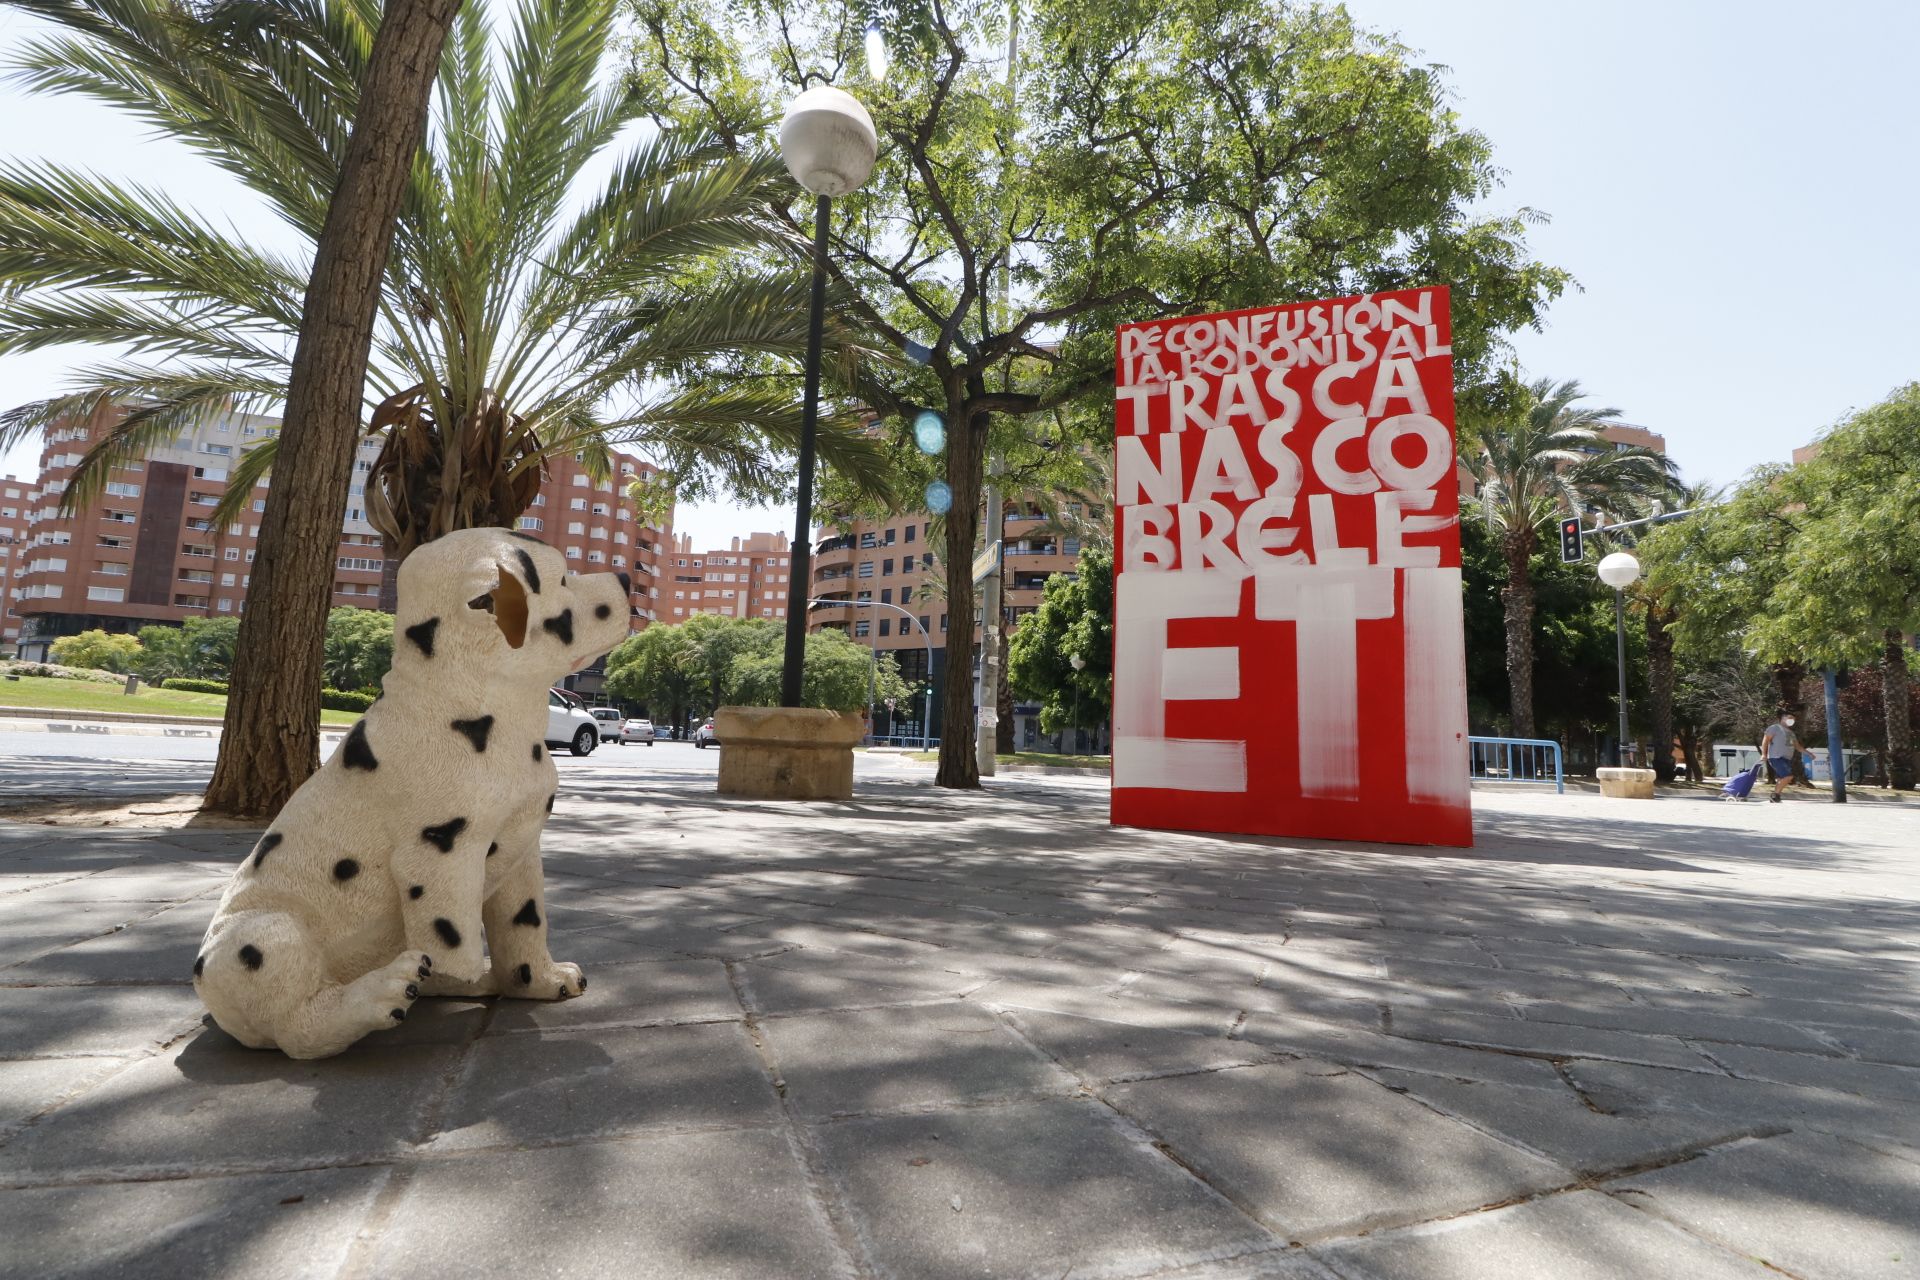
[468, 593, 495, 614]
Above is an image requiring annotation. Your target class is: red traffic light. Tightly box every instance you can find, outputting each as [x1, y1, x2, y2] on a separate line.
[1559, 517, 1584, 563]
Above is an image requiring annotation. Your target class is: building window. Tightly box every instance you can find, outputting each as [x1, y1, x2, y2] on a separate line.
[224, 548, 240, 560]
[587, 550, 605, 563]
[87, 586, 125, 602]
[939, 615, 948, 632]
[201, 443, 232, 456]
[922, 553, 934, 569]
[905, 524, 916, 543]
[95, 561, 129, 576]
[568, 522, 585, 535]
[859, 532, 877, 548]
[335, 556, 383, 571]
[566, 546, 582, 560]
[880, 588, 892, 604]
[881, 558, 893, 576]
[854, 620, 870, 637]
[571, 475, 588, 487]
[104, 481, 140, 498]
[518, 517, 543, 531]
[217, 598, 234, 612]
[531, 494, 546, 507]
[879, 618, 891, 637]
[901, 585, 913, 605]
[857, 562, 874, 579]
[570, 498, 587, 510]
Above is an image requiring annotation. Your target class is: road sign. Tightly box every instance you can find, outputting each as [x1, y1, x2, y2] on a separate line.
[1559, 517, 1584, 564]
[971, 540, 1002, 585]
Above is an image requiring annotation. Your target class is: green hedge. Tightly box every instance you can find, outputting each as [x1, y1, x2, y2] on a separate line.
[158, 677, 374, 713]
[160, 678, 228, 694]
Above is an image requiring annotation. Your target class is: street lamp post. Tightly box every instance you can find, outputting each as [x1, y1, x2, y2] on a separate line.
[776, 85, 877, 708]
[1597, 551, 1641, 767]
[808, 597, 937, 748]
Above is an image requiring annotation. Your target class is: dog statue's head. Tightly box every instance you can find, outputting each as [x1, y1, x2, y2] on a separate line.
[392, 529, 632, 685]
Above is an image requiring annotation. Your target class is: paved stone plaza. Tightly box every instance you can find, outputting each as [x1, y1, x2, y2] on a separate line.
[1, 748, 1916, 1279]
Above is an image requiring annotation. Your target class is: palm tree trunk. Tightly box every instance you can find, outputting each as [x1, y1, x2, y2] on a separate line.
[1883, 630, 1915, 790]
[1645, 603, 1676, 783]
[1499, 533, 1537, 739]
[204, 0, 462, 817]
[936, 392, 986, 789]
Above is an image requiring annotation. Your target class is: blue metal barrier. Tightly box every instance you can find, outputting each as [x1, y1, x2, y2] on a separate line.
[1467, 736, 1565, 793]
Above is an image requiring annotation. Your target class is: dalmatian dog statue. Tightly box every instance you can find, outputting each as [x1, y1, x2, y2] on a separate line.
[194, 529, 631, 1058]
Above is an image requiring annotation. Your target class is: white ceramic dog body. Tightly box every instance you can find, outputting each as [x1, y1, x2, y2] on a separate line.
[194, 529, 630, 1058]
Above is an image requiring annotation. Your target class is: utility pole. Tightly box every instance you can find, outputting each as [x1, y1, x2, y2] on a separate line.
[1823, 667, 1848, 803]
[973, 0, 1020, 778]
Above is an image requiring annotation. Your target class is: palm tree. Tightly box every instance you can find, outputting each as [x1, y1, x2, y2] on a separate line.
[0, 0, 886, 813]
[1621, 482, 1715, 782]
[1467, 377, 1675, 739]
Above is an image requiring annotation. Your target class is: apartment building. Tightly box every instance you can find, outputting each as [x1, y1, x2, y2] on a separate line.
[0, 475, 29, 649]
[7, 402, 673, 663]
[658, 531, 796, 623]
[804, 503, 1085, 744]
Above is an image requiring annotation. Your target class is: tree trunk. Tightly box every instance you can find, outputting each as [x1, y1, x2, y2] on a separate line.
[936, 394, 987, 789]
[1499, 531, 1537, 739]
[1645, 603, 1676, 783]
[1883, 630, 1915, 790]
[203, 0, 461, 817]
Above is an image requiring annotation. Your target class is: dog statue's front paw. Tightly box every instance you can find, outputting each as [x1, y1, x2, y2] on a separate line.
[508, 960, 585, 1001]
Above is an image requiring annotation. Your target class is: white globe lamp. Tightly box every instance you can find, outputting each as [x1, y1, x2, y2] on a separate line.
[779, 86, 878, 198]
[1597, 551, 1641, 590]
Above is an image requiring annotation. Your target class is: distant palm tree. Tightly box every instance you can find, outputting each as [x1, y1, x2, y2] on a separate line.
[1619, 482, 1716, 782]
[0, 0, 889, 569]
[1468, 377, 1676, 738]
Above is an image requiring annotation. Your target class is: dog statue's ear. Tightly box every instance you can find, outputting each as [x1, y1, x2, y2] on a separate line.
[467, 565, 530, 649]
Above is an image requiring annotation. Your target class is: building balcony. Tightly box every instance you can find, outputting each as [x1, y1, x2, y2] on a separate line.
[812, 541, 853, 572]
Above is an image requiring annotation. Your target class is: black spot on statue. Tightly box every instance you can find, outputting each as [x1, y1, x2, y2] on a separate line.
[421, 817, 469, 853]
[545, 792, 556, 814]
[512, 899, 541, 927]
[239, 944, 264, 971]
[594, 603, 611, 620]
[511, 547, 543, 595]
[250, 831, 283, 870]
[516, 962, 532, 985]
[341, 720, 379, 771]
[532, 743, 543, 762]
[451, 715, 495, 752]
[333, 858, 360, 881]
[409, 885, 424, 899]
[433, 918, 462, 948]
[390, 1007, 407, 1021]
[487, 842, 499, 858]
[541, 609, 574, 646]
[193, 955, 205, 978]
[405, 617, 440, 658]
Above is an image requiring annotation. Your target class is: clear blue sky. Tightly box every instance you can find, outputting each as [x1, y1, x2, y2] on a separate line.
[4, 1, 1915, 544]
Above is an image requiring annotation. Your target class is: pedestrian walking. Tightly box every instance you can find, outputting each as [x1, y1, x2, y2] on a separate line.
[1759, 710, 1801, 804]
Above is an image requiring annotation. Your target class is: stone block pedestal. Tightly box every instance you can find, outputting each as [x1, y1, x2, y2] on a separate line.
[1596, 766, 1656, 799]
[714, 706, 866, 801]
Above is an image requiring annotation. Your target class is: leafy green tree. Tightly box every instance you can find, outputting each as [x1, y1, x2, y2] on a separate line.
[605, 623, 702, 732]
[1466, 376, 1674, 737]
[1008, 545, 1112, 735]
[133, 617, 242, 682]
[323, 608, 396, 692]
[0, 0, 887, 813]
[630, 0, 1572, 788]
[1763, 386, 1920, 788]
[50, 629, 143, 674]
[727, 630, 909, 713]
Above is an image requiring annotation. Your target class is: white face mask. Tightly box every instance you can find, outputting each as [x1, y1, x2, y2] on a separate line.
[1783, 717, 1795, 727]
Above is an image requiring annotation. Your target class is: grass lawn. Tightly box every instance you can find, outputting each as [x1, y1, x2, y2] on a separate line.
[1, 675, 359, 725]
[906, 749, 1110, 770]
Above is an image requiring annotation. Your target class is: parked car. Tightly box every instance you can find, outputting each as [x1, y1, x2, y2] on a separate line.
[619, 717, 654, 745]
[693, 718, 719, 748]
[546, 689, 599, 756]
[653, 723, 676, 741]
[590, 706, 623, 743]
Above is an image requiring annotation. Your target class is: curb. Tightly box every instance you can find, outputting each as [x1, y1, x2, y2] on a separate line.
[1, 705, 350, 736]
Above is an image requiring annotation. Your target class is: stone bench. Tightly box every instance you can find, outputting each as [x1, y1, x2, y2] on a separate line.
[1596, 766, 1656, 799]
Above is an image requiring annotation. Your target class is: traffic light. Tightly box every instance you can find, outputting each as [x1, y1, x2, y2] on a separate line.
[1559, 517, 1584, 564]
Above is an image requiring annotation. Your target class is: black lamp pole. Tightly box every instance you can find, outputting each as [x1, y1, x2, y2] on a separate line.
[781, 193, 832, 708]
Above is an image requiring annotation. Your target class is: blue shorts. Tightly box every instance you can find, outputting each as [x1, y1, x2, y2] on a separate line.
[1769, 757, 1792, 777]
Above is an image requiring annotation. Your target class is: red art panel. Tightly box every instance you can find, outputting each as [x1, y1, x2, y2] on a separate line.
[1111, 287, 1472, 847]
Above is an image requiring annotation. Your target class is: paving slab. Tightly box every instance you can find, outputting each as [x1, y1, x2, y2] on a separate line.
[0, 1056, 124, 1132]
[1318, 1189, 1773, 1280]
[1386, 1006, 1717, 1072]
[1700, 1041, 1920, 1102]
[1, 900, 212, 986]
[0, 1033, 456, 1181]
[429, 1020, 780, 1151]
[484, 957, 740, 1033]
[1106, 1060, 1571, 1240]
[0, 983, 203, 1059]
[763, 1001, 1071, 1120]
[0, 1164, 388, 1280]
[1233, 1014, 1566, 1087]
[1562, 1060, 1920, 1151]
[375, 1130, 852, 1279]
[1611, 1130, 1920, 1280]
[1001, 1006, 1285, 1084]
[815, 1097, 1274, 1279]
